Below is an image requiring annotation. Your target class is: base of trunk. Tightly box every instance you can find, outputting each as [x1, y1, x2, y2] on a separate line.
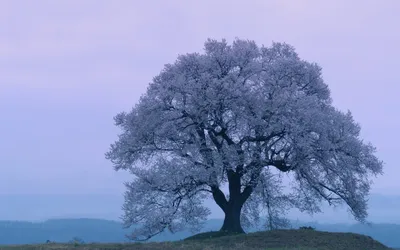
[219, 208, 245, 234]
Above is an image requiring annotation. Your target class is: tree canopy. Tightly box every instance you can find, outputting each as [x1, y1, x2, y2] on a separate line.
[106, 38, 383, 240]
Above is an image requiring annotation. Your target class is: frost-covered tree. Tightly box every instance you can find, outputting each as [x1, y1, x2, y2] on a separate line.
[106, 38, 383, 240]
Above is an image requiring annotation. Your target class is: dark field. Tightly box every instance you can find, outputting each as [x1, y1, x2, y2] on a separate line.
[0, 229, 394, 250]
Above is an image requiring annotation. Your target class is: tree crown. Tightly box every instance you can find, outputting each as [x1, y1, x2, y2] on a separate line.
[106, 38, 383, 240]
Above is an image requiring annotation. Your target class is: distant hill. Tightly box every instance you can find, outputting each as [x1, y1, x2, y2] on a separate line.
[0, 218, 400, 248]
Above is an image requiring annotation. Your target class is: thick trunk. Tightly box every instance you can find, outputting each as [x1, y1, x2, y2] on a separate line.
[212, 170, 253, 234]
[220, 202, 244, 233]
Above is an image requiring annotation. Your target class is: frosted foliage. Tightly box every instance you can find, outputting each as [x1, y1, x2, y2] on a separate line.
[120, 157, 211, 240]
[241, 170, 292, 230]
[106, 38, 383, 240]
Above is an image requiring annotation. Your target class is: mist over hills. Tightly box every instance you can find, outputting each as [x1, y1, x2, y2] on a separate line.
[2, 193, 400, 223]
[0, 194, 124, 222]
[2, 193, 400, 248]
[0, 218, 400, 248]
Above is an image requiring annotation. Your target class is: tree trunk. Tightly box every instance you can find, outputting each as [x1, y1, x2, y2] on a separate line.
[211, 170, 252, 234]
[220, 202, 244, 233]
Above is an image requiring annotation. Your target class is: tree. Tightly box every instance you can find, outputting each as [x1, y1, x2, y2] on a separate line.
[105, 38, 383, 241]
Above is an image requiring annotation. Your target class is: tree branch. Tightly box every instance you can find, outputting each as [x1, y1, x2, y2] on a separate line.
[211, 185, 228, 212]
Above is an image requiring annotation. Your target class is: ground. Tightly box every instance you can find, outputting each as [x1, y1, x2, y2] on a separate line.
[0, 229, 394, 250]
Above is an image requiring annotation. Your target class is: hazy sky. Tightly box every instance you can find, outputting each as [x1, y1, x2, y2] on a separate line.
[1, 0, 400, 220]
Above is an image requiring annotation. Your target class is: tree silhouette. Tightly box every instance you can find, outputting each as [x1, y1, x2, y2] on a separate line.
[106, 38, 383, 240]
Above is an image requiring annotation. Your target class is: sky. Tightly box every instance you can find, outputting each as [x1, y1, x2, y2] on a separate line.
[1, 0, 400, 221]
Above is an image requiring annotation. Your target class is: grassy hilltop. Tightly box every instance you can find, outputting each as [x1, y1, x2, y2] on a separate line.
[0, 229, 394, 250]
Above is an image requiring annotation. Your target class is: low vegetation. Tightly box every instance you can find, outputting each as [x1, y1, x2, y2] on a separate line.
[0, 229, 393, 250]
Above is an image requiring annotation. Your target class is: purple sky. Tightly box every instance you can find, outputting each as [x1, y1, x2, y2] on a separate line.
[1, 0, 400, 220]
